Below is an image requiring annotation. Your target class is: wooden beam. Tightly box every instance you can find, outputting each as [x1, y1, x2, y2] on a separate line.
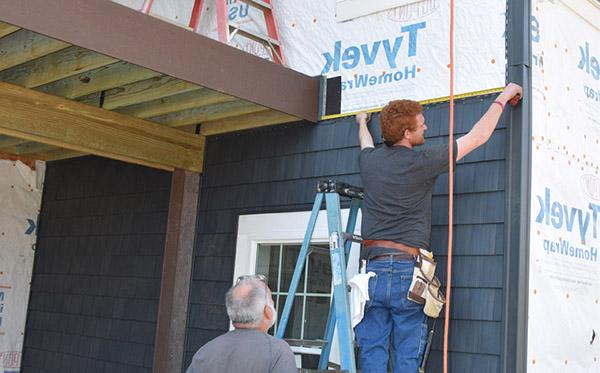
[199, 110, 299, 136]
[0, 140, 79, 158]
[0, 29, 69, 72]
[151, 100, 266, 128]
[0, 0, 320, 121]
[35, 61, 161, 99]
[153, 169, 199, 373]
[0, 46, 116, 88]
[116, 89, 236, 119]
[0, 81, 204, 172]
[78, 75, 200, 110]
[26, 147, 85, 161]
[0, 22, 19, 38]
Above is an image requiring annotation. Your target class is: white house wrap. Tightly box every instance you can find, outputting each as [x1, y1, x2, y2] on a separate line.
[0, 160, 45, 372]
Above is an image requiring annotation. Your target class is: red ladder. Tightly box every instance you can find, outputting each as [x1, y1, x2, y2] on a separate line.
[189, 0, 285, 65]
[139, 0, 154, 14]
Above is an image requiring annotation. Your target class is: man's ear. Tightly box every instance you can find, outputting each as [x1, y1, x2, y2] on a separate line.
[264, 304, 273, 318]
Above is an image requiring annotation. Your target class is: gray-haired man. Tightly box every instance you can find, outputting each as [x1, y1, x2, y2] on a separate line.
[186, 275, 297, 373]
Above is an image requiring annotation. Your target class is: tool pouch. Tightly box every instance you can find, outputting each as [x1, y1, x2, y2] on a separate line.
[423, 276, 445, 318]
[407, 249, 445, 318]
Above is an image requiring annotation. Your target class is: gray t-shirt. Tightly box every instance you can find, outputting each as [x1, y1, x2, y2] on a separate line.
[359, 142, 457, 259]
[186, 329, 297, 373]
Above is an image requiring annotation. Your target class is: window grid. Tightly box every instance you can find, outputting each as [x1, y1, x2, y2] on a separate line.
[257, 242, 331, 339]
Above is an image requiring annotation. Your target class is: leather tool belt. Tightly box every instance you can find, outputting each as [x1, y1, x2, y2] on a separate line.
[363, 239, 420, 257]
[362, 239, 444, 318]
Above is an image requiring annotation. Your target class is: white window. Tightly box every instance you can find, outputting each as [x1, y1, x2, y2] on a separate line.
[234, 209, 362, 365]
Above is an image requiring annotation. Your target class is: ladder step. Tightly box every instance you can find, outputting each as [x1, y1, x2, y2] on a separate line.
[228, 22, 281, 46]
[285, 339, 328, 348]
[286, 338, 358, 348]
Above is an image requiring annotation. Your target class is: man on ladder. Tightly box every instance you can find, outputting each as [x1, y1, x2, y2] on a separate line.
[354, 82, 522, 373]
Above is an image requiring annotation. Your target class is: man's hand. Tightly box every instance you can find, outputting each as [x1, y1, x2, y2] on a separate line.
[457, 82, 523, 161]
[498, 83, 523, 107]
[356, 112, 372, 125]
[356, 112, 374, 149]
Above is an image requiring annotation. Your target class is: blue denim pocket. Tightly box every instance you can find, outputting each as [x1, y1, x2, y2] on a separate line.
[400, 273, 422, 309]
[364, 272, 379, 311]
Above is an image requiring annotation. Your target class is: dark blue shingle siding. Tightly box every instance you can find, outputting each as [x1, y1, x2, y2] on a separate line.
[23, 156, 170, 373]
[185, 94, 508, 372]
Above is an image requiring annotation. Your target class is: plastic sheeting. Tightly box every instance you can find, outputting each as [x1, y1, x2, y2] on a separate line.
[113, 0, 505, 113]
[0, 160, 45, 372]
[528, 1, 600, 371]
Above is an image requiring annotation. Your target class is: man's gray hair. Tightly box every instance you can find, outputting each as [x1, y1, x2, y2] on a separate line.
[226, 277, 268, 325]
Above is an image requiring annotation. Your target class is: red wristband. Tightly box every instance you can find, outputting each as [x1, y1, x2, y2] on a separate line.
[492, 100, 505, 110]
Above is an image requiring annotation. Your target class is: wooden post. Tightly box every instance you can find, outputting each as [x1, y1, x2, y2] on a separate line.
[153, 169, 200, 373]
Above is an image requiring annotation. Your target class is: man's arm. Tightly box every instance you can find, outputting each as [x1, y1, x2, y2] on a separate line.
[356, 112, 374, 149]
[456, 83, 522, 161]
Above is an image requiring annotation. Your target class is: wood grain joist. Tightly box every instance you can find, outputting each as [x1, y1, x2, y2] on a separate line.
[0, 81, 205, 172]
[150, 100, 267, 128]
[115, 89, 237, 119]
[0, 29, 69, 71]
[78, 75, 200, 110]
[0, 46, 117, 88]
[0, 21, 19, 38]
[35, 61, 161, 99]
[199, 110, 299, 135]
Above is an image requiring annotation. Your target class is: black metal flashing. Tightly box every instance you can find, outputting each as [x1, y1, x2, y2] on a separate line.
[502, 0, 532, 372]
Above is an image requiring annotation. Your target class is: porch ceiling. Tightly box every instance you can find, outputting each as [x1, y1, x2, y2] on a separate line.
[0, 0, 319, 172]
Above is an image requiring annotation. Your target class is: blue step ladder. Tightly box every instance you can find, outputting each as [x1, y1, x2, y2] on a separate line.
[276, 180, 364, 373]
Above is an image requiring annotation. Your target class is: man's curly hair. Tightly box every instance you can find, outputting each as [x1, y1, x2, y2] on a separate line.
[380, 100, 422, 146]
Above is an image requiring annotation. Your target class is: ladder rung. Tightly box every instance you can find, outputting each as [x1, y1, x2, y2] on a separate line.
[228, 22, 281, 46]
[285, 338, 328, 348]
[238, 0, 272, 11]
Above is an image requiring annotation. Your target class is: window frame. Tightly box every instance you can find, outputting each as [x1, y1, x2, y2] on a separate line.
[234, 209, 362, 361]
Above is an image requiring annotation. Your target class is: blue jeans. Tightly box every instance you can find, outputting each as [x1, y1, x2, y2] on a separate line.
[355, 257, 427, 373]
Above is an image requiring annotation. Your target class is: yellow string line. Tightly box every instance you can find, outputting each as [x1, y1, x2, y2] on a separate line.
[319, 87, 504, 121]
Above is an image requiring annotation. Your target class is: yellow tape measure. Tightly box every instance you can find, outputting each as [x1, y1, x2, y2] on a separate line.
[319, 87, 504, 121]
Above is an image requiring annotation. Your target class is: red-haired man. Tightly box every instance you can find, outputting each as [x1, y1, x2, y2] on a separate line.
[354, 83, 522, 373]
